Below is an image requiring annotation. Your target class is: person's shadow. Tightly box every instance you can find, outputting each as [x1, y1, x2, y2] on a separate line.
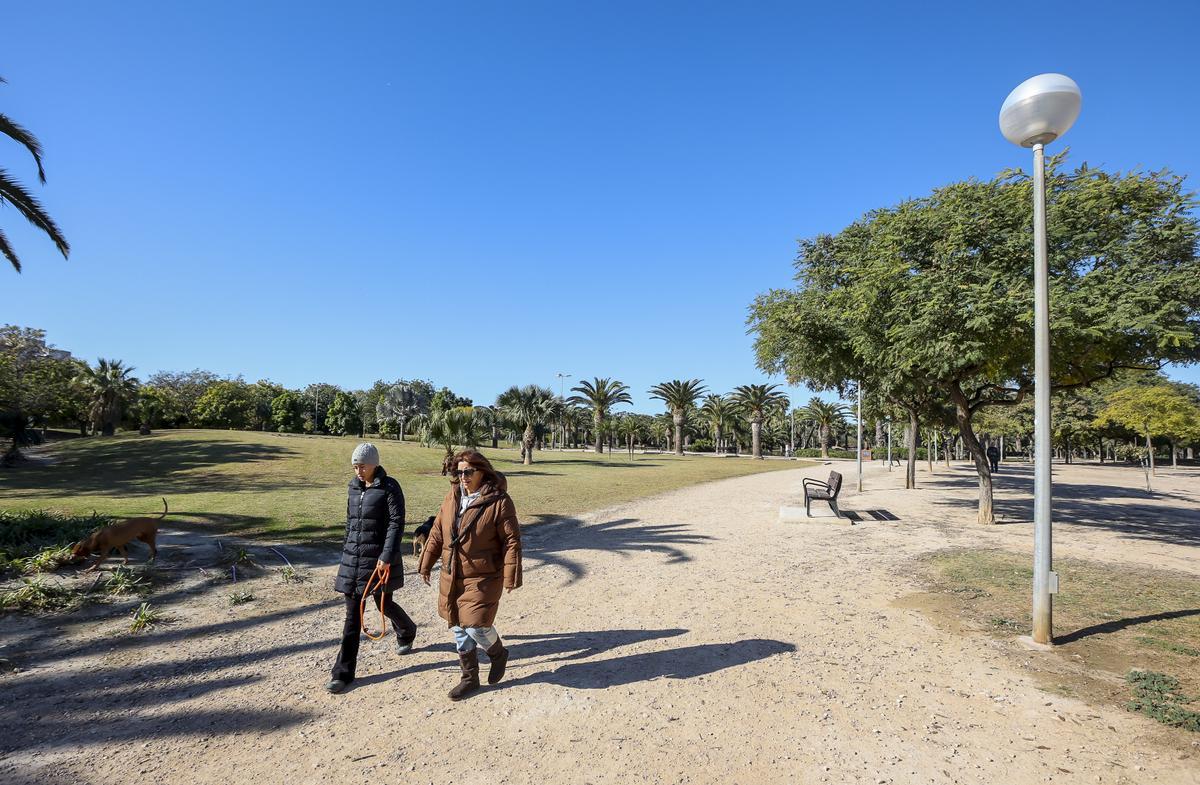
[352, 628, 794, 691]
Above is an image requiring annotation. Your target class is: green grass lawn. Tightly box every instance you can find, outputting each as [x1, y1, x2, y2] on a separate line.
[0, 429, 804, 543]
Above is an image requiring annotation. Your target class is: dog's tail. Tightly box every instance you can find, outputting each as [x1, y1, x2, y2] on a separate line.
[159, 497, 169, 519]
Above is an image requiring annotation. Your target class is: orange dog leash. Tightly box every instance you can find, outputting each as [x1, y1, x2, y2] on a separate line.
[360, 563, 391, 641]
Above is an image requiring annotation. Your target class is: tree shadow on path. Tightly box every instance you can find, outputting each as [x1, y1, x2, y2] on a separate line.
[926, 464, 1200, 547]
[520, 515, 714, 586]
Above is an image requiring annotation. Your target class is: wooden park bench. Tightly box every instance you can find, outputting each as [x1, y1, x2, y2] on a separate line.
[803, 471, 843, 518]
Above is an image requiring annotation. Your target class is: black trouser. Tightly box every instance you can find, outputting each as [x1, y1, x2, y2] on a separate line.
[332, 591, 416, 682]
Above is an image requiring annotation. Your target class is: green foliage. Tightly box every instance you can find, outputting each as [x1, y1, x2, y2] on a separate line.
[104, 566, 151, 596]
[0, 577, 83, 613]
[270, 390, 306, 433]
[325, 391, 362, 436]
[430, 387, 472, 415]
[144, 369, 220, 427]
[0, 509, 105, 573]
[129, 601, 162, 633]
[228, 589, 255, 606]
[0, 78, 70, 273]
[192, 380, 256, 430]
[76, 358, 138, 436]
[569, 377, 634, 452]
[1096, 385, 1200, 443]
[1126, 670, 1200, 732]
[751, 156, 1200, 519]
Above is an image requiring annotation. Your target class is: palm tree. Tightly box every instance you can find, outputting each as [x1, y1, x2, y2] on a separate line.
[376, 381, 428, 441]
[699, 394, 737, 455]
[568, 377, 633, 454]
[648, 379, 707, 456]
[475, 404, 501, 448]
[2, 77, 70, 272]
[77, 359, 138, 436]
[731, 384, 790, 459]
[800, 397, 850, 459]
[497, 384, 555, 465]
[615, 414, 646, 460]
[428, 406, 481, 456]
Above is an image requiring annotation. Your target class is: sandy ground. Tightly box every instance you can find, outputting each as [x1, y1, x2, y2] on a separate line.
[1, 459, 1198, 785]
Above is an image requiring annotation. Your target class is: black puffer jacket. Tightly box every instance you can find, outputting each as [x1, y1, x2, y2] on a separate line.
[334, 466, 405, 595]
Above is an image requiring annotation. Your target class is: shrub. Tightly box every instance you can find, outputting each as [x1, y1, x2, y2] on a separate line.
[1, 577, 84, 613]
[1126, 670, 1200, 732]
[0, 510, 105, 574]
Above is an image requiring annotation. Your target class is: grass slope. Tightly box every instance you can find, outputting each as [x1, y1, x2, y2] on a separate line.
[0, 430, 804, 542]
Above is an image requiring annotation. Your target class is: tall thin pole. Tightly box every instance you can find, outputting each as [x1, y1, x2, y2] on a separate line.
[1032, 143, 1054, 645]
[887, 420, 892, 471]
[790, 408, 795, 458]
[856, 383, 863, 492]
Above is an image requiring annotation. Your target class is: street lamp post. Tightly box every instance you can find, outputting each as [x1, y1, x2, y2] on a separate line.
[1000, 73, 1081, 646]
[856, 383, 863, 492]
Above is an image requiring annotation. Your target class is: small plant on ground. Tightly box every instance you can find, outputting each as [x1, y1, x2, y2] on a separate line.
[1136, 636, 1200, 658]
[278, 565, 306, 583]
[104, 566, 151, 596]
[229, 589, 255, 606]
[0, 577, 84, 613]
[1126, 670, 1200, 732]
[0, 510, 108, 574]
[129, 602, 162, 633]
[11, 545, 73, 575]
[988, 617, 1021, 632]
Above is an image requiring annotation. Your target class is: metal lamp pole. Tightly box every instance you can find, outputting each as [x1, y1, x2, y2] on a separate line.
[856, 383, 863, 492]
[1000, 73, 1081, 646]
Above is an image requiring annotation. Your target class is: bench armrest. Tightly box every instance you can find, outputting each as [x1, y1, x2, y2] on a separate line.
[803, 478, 830, 491]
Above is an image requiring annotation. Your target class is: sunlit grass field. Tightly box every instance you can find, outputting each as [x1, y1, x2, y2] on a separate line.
[0, 430, 806, 543]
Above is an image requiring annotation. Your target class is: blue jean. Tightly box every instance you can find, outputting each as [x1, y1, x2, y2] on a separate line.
[452, 625, 499, 654]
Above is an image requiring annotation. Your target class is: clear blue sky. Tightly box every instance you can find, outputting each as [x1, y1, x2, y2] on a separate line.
[4, 1, 1199, 411]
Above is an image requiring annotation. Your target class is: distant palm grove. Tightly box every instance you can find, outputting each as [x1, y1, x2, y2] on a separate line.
[4, 324, 1199, 472]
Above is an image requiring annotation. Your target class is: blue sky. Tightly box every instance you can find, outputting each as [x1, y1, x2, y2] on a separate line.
[4, 1, 1199, 411]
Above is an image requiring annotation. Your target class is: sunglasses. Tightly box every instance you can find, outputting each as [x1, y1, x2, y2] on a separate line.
[453, 468, 478, 478]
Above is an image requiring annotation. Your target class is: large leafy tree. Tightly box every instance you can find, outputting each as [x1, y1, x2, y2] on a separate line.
[731, 383, 790, 459]
[376, 380, 432, 441]
[752, 157, 1200, 523]
[648, 379, 707, 456]
[1096, 385, 1200, 480]
[78, 359, 139, 436]
[326, 391, 363, 437]
[270, 390, 306, 433]
[568, 377, 633, 454]
[192, 379, 255, 430]
[1, 78, 69, 272]
[497, 384, 555, 465]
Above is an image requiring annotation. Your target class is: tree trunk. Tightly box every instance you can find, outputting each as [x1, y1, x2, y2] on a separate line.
[751, 419, 762, 459]
[491, 424, 499, 449]
[948, 385, 994, 525]
[1171, 439, 1178, 468]
[523, 424, 535, 465]
[593, 412, 604, 453]
[905, 408, 918, 489]
[1146, 432, 1155, 476]
[875, 419, 884, 452]
[928, 430, 934, 473]
[819, 424, 829, 458]
[715, 425, 723, 455]
[673, 413, 684, 456]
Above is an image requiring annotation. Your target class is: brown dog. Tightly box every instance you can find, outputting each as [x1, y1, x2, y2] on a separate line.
[72, 498, 167, 571]
[412, 515, 435, 558]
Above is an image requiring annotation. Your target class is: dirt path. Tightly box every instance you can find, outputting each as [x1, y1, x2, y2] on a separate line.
[2, 462, 1198, 785]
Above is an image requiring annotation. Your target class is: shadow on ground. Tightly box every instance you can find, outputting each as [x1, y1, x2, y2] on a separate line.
[926, 464, 1200, 546]
[1, 435, 304, 495]
[521, 515, 714, 585]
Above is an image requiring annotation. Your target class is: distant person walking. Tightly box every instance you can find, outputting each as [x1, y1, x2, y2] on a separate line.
[986, 443, 1000, 473]
[419, 449, 523, 701]
[327, 443, 417, 694]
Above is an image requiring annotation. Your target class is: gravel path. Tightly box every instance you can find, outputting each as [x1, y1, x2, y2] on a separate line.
[2, 462, 1197, 785]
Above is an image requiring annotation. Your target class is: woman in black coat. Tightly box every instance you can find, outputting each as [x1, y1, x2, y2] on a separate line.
[328, 442, 417, 693]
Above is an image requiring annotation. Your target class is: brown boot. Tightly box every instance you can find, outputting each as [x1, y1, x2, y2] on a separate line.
[485, 640, 509, 685]
[449, 649, 480, 701]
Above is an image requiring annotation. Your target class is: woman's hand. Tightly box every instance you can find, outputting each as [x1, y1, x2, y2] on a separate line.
[421, 573, 431, 586]
[377, 559, 387, 570]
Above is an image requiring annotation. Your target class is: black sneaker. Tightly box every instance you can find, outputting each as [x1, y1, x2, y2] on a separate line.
[326, 679, 348, 694]
[397, 633, 415, 655]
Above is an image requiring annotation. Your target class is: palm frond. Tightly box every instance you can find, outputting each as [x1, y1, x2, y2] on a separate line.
[0, 227, 20, 272]
[0, 167, 69, 258]
[0, 112, 46, 183]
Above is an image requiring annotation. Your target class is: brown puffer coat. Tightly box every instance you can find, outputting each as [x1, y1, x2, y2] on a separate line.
[417, 474, 522, 628]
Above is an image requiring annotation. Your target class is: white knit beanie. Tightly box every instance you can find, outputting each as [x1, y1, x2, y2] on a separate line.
[351, 442, 380, 465]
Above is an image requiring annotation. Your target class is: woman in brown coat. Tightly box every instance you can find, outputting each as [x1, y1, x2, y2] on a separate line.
[418, 449, 522, 700]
